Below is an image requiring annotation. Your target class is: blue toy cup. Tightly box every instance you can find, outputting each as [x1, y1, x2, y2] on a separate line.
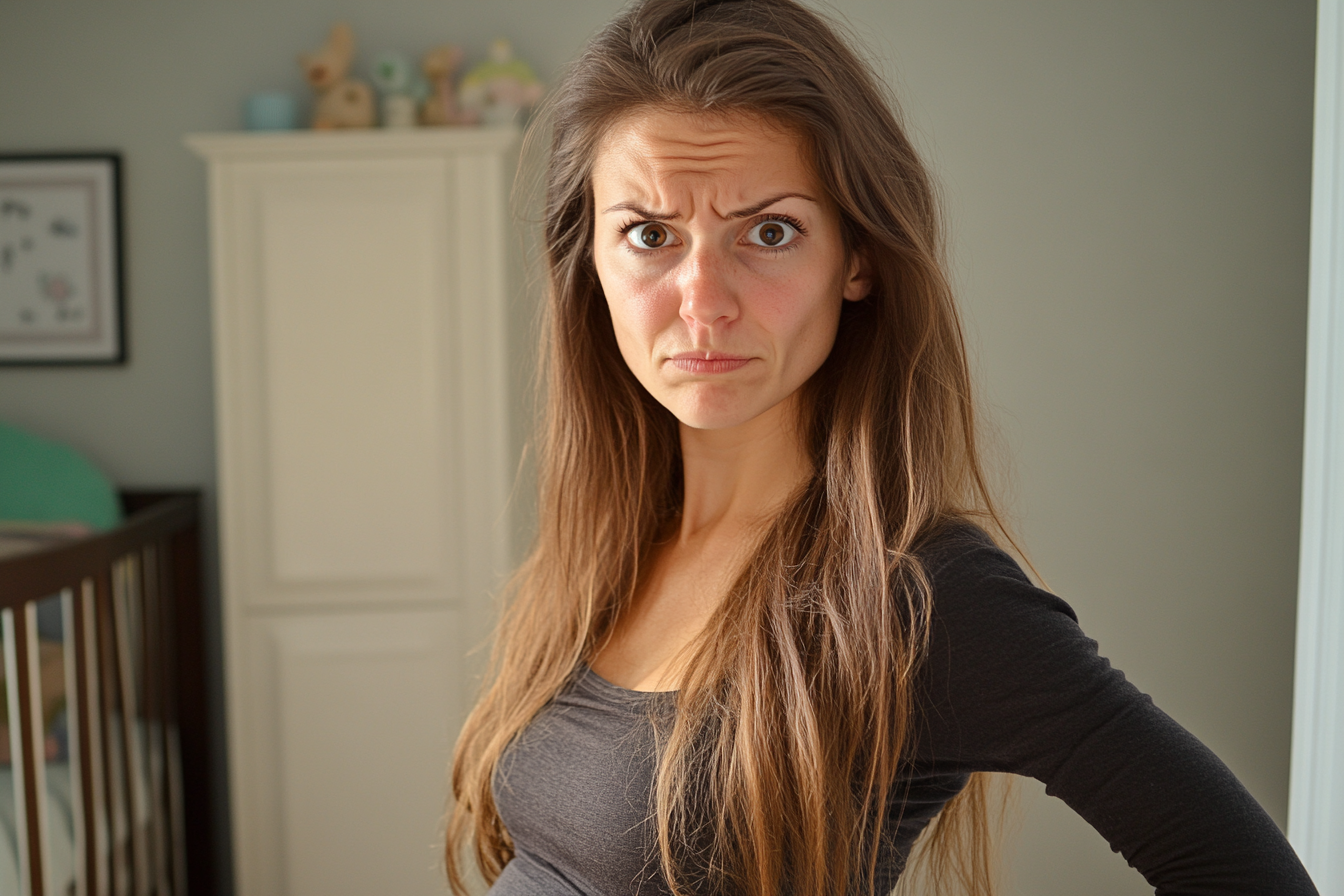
[244, 91, 299, 131]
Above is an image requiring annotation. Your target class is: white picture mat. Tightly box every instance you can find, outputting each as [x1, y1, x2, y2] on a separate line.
[0, 156, 121, 362]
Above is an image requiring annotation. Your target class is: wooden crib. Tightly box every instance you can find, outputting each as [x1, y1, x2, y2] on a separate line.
[0, 491, 214, 896]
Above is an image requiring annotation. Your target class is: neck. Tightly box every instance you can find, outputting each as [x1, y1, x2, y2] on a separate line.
[676, 394, 810, 541]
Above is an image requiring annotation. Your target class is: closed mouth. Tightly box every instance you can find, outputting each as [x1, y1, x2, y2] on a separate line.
[668, 352, 752, 374]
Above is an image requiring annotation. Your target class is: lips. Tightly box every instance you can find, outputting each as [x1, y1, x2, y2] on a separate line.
[668, 351, 752, 374]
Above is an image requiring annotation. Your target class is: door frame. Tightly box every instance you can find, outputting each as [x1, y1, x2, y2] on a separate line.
[1289, 1, 1344, 890]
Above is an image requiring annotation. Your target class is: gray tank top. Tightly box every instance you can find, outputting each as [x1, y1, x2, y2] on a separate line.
[491, 666, 676, 895]
[488, 664, 953, 895]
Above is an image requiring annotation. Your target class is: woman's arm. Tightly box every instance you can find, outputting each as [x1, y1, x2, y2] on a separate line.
[915, 528, 1317, 895]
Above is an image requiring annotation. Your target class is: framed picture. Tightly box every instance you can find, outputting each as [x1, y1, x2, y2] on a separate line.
[0, 153, 126, 365]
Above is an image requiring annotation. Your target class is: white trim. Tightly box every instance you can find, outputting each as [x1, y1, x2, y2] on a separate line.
[1289, 1, 1344, 891]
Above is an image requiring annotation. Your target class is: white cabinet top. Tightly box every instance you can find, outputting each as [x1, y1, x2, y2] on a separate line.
[186, 125, 520, 162]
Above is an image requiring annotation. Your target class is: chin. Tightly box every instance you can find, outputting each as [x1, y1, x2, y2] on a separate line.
[674, 410, 755, 431]
[661, 387, 780, 432]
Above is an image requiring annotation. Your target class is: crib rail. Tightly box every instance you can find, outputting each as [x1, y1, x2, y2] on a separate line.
[0, 491, 210, 896]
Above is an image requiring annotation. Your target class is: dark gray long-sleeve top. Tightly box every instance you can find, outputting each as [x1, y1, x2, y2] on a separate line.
[488, 526, 1318, 895]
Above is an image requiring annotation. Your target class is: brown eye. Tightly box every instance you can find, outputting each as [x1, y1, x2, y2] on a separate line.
[747, 219, 798, 248]
[626, 222, 674, 250]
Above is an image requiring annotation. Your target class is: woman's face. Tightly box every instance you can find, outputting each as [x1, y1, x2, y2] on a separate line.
[591, 109, 869, 432]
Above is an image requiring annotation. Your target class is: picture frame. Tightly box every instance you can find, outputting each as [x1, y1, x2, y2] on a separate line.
[0, 153, 126, 365]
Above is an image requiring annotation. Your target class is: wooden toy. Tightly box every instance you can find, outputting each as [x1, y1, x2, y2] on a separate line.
[419, 44, 477, 126]
[299, 22, 376, 129]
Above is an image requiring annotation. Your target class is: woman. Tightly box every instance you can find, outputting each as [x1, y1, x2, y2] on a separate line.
[446, 1, 1318, 894]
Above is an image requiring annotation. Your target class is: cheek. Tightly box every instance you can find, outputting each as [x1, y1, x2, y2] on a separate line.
[617, 284, 673, 338]
[748, 267, 844, 352]
[597, 257, 678, 344]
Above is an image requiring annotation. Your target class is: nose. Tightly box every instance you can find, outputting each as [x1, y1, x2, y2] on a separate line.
[676, 246, 739, 337]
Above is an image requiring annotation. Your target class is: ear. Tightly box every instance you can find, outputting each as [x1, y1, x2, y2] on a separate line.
[330, 22, 355, 61]
[842, 248, 873, 302]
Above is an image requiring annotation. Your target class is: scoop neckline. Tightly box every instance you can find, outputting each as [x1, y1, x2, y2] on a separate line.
[578, 662, 679, 699]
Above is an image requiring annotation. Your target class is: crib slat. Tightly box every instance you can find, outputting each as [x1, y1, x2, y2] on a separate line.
[13, 603, 46, 896]
[159, 540, 178, 896]
[3, 608, 34, 896]
[55, 587, 88, 896]
[93, 569, 117, 896]
[138, 549, 157, 895]
[96, 566, 131, 896]
[74, 578, 104, 896]
[140, 544, 170, 896]
[110, 559, 141, 896]
[160, 536, 188, 896]
[30, 589, 83, 896]
[114, 553, 151, 896]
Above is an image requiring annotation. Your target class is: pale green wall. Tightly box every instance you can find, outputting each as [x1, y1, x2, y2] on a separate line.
[0, 2, 1315, 894]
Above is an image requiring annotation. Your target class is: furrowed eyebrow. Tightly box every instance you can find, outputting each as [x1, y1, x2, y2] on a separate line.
[600, 202, 680, 220]
[599, 192, 818, 220]
[725, 192, 818, 218]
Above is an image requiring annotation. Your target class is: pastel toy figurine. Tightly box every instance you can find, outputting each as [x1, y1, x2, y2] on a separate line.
[419, 44, 477, 126]
[370, 50, 426, 128]
[459, 38, 544, 126]
[299, 22, 376, 129]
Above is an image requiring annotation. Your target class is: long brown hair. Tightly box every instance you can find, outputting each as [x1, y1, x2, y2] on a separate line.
[447, 1, 1011, 893]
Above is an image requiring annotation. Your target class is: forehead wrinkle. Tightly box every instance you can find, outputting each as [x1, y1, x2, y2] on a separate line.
[647, 145, 755, 166]
[596, 148, 664, 211]
[594, 113, 818, 222]
[621, 121, 765, 161]
[641, 135, 758, 163]
[601, 168, 817, 224]
[600, 160, 742, 221]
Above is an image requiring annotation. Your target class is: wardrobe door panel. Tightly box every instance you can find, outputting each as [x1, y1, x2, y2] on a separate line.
[249, 610, 462, 896]
[256, 161, 452, 588]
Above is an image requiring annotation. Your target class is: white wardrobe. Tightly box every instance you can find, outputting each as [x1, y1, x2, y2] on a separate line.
[187, 128, 519, 896]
